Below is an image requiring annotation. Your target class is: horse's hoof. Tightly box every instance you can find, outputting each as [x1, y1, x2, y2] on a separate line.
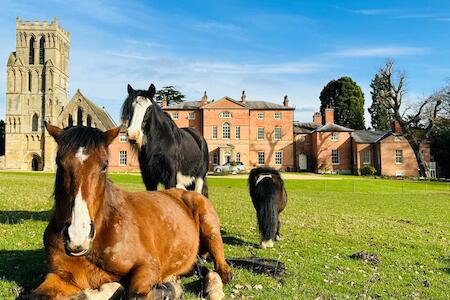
[260, 240, 274, 249]
[275, 235, 281, 241]
[204, 270, 225, 300]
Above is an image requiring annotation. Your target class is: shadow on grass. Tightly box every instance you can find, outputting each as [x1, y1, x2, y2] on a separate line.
[220, 229, 258, 248]
[0, 210, 51, 224]
[183, 277, 204, 298]
[0, 248, 47, 298]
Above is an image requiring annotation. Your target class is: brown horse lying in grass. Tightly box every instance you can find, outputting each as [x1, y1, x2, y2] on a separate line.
[31, 123, 231, 299]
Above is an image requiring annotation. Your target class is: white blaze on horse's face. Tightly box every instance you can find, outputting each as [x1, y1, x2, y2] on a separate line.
[75, 147, 89, 164]
[66, 187, 93, 255]
[127, 96, 152, 146]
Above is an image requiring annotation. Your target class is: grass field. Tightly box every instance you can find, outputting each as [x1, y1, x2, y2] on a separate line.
[0, 171, 449, 299]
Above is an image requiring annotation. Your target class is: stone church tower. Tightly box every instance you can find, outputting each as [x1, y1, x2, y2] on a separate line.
[5, 17, 70, 170]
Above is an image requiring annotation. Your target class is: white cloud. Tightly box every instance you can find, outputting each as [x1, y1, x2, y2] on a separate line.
[352, 9, 396, 16]
[331, 47, 430, 57]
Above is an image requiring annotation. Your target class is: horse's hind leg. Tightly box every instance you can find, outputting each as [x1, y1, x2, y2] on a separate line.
[276, 218, 281, 241]
[31, 273, 82, 299]
[197, 202, 231, 284]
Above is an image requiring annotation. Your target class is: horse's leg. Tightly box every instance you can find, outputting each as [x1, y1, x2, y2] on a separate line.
[31, 273, 82, 299]
[276, 216, 282, 241]
[144, 179, 158, 191]
[194, 177, 204, 194]
[197, 199, 232, 284]
[81, 282, 125, 300]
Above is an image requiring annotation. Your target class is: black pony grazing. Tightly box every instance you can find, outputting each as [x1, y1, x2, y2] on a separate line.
[248, 167, 288, 248]
[121, 84, 209, 196]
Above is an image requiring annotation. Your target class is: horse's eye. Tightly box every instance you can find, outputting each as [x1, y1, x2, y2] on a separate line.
[101, 161, 108, 173]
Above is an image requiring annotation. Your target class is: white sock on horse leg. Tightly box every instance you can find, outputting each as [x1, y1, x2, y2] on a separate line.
[194, 177, 204, 194]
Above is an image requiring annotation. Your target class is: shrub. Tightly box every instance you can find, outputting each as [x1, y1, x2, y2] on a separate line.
[361, 166, 377, 176]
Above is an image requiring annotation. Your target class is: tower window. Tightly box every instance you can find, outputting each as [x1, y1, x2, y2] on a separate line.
[68, 114, 73, 127]
[41, 73, 46, 92]
[39, 37, 45, 64]
[77, 107, 83, 126]
[32, 113, 38, 132]
[28, 72, 32, 92]
[87, 115, 92, 127]
[29, 36, 35, 65]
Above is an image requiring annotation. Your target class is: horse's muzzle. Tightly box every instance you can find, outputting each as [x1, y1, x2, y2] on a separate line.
[62, 221, 96, 256]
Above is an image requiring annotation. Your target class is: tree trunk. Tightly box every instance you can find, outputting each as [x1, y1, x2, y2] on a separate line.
[408, 140, 429, 178]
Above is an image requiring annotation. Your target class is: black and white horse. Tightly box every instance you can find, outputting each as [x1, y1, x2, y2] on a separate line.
[121, 84, 209, 196]
[248, 167, 287, 248]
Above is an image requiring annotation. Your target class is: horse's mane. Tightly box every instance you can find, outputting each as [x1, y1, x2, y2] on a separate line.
[56, 126, 108, 157]
[248, 167, 284, 190]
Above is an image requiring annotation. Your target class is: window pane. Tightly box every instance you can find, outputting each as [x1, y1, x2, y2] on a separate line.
[222, 123, 230, 139]
[119, 151, 127, 166]
[275, 151, 282, 165]
[258, 151, 265, 164]
[212, 126, 217, 139]
[275, 127, 282, 140]
[257, 128, 264, 140]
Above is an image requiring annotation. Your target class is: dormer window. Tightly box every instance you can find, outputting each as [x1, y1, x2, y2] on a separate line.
[220, 111, 232, 118]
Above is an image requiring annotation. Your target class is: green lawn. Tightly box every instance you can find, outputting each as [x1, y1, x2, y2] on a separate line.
[0, 171, 449, 299]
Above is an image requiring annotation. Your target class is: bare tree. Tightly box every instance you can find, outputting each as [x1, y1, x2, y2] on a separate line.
[379, 60, 448, 177]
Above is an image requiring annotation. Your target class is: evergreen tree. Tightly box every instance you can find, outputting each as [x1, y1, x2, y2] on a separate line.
[155, 86, 185, 106]
[369, 73, 392, 130]
[319, 76, 365, 129]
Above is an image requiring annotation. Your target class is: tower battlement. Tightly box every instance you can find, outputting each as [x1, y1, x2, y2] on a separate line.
[15, 16, 70, 40]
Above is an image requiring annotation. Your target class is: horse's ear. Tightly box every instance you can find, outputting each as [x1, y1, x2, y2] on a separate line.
[45, 121, 63, 141]
[147, 84, 156, 99]
[127, 84, 134, 95]
[103, 127, 121, 146]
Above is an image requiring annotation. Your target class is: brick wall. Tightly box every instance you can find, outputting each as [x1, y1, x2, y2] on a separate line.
[379, 135, 418, 177]
[109, 132, 140, 172]
[312, 131, 352, 174]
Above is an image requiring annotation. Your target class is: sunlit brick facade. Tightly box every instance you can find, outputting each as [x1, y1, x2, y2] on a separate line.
[163, 91, 295, 171]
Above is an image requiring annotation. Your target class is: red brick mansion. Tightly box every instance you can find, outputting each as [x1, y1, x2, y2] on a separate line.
[109, 91, 432, 177]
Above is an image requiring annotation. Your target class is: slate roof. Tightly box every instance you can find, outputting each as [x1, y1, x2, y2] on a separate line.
[352, 130, 390, 144]
[163, 98, 293, 110]
[293, 122, 321, 134]
[314, 123, 354, 132]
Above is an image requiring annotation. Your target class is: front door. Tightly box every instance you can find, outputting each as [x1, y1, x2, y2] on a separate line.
[299, 153, 307, 170]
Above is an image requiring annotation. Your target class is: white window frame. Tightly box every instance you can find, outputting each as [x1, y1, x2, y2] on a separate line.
[212, 126, 217, 139]
[188, 112, 196, 120]
[363, 150, 371, 165]
[275, 151, 282, 165]
[274, 127, 282, 140]
[119, 151, 127, 166]
[235, 126, 240, 139]
[222, 122, 230, 139]
[395, 149, 403, 164]
[236, 152, 241, 163]
[220, 111, 232, 118]
[119, 133, 127, 143]
[171, 112, 179, 120]
[257, 151, 265, 165]
[257, 112, 264, 120]
[274, 112, 281, 119]
[332, 149, 340, 165]
[331, 132, 339, 141]
[257, 127, 264, 140]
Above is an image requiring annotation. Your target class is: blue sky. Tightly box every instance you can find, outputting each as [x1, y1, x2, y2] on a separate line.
[1, 0, 449, 125]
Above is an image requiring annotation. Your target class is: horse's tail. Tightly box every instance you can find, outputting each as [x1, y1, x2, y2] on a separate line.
[253, 177, 278, 242]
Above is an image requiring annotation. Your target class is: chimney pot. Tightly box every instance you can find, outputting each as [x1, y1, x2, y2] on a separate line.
[283, 95, 289, 107]
[241, 90, 247, 103]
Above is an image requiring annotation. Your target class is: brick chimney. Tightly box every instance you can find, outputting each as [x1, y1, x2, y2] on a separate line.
[241, 90, 247, 103]
[283, 95, 289, 107]
[324, 107, 334, 124]
[200, 91, 208, 107]
[391, 120, 402, 133]
[313, 112, 322, 125]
